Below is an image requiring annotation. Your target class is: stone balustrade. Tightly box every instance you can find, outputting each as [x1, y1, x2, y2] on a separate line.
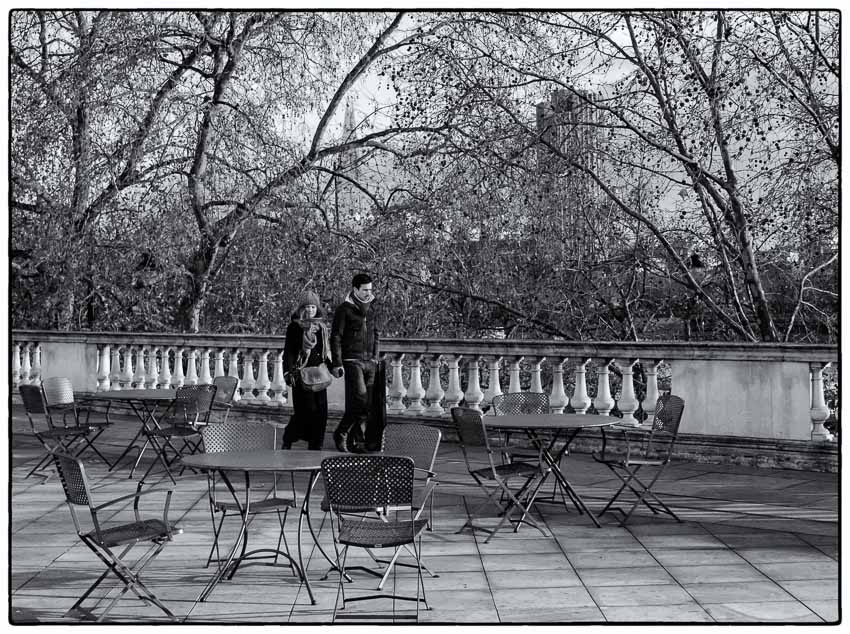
[10, 330, 838, 443]
[10, 332, 291, 406]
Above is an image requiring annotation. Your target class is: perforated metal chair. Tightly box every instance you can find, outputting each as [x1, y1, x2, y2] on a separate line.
[211, 376, 239, 423]
[491, 391, 550, 457]
[200, 420, 297, 574]
[322, 454, 430, 621]
[41, 377, 112, 467]
[51, 451, 182, 622]
[370, 423, 441, 588]
[593, 394, 686, 525]
[19, 384, 90, 481]
[451, 406, 549, 542]
[140, 384, 217, 483]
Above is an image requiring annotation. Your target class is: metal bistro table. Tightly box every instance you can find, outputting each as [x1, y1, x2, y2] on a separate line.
[485, 413, 617, 527]
[180, 449, 345, 605]
[93, 389, 177, 479]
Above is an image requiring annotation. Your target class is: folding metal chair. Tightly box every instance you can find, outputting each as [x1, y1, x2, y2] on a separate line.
[451, 407, 549, 542]
[140, 384, 217, 483]
[19, 384, 90, 481]
[211, 376, 239, 423]
[200, 420, 297, 576]
[491, 391, 550, 459]
[41, 377, 112, 468]
[50, 451, 182, 622]
[594, 393, 686, 525]
[370, 423, 441, 589]
[322, 454, 430, 621]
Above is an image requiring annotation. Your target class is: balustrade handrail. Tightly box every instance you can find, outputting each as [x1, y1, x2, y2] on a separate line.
[10, 330, 839, 362]
[380, 338, 838, 363]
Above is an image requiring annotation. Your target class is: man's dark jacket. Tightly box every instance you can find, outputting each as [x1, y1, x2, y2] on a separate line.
[330, 293, 380, 368]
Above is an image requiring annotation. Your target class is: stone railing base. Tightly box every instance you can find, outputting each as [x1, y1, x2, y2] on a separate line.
[14, 395, 836, 473]
[385, 415, 839, 474]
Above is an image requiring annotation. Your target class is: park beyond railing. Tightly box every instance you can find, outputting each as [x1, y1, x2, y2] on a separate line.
[10, 330, 838, 444]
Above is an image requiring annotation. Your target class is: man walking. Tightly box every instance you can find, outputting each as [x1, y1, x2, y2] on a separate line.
[330, 273, 382, 452]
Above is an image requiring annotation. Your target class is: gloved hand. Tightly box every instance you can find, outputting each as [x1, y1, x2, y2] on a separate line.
[283, 372, 293, 387]
[332, 366, 344, 378]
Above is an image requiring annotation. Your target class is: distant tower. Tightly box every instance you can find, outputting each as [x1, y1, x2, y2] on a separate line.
[334, 99, 367, 220]
[535, 89, 604, 261]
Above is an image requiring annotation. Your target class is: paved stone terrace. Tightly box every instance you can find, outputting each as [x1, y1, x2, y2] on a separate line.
[9, 407, 839, 624]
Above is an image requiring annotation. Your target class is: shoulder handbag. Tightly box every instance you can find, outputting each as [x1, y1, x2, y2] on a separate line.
[299, 362, 333, 392]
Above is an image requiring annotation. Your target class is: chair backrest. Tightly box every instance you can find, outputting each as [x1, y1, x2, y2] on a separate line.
[20, 384, 52, 431]
[212, 376, 239, 404]
[42, 377, 76, 407]
[491, 392, 549, 415]
[382, 423, 441, 476]
[451, 406, 489, 448]
[174, 384, 217, 424]
[51, 452, 92, 507]
[650, 394, 685, 436]
[19, 384, 47, 414]
[201, 420, 276, 453]
[322, 454, 414, 511]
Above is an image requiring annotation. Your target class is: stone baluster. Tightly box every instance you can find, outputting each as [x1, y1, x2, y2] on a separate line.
[387, 354, 407, 415]
[255, 350, 271, 402]
[31, 344, 42, 385]
[11, 343, 21, 389]
[158, 347, 172, 390]
[464, 357, 485, 412]
[405, 354, 426, 416]
[122, 348, 136, 388]
[508, 356, 523, 393]
[641, 360, 662, 426]
[271, 350, 287, 405]
[482, 356, 503, 410]
[199, 349, 214, 385]
[172, 348, 186, 388]
[214, 349, 226, 378]
[185, 349, 199, 386]
[134, 347, 149, 389]
[240, 350, 256, 401]
[424, 355, 445, 417]
[97, 345, 111, 391]
[593, 359, 615, 415]
[20, 344, 32, 386]
[146, 346, 160, 389]
[228, 349, 242, 402]
[549, 357, 569, 414]
[614, 358, 639, 426]
[110, 347, 122, 390]
[444, 355, 464, 410]
[810, 362, 834, 442]
[571, 358, 591, 414]
[528, 356, 546, 394]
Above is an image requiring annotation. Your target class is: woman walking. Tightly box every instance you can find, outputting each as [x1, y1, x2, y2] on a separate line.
[282, 291, 332, 450]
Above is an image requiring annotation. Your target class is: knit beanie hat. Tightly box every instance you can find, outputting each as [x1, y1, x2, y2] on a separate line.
[297, 291, 322, 315]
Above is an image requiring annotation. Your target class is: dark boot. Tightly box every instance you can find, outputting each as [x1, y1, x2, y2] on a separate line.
[333, 429, 348, 453]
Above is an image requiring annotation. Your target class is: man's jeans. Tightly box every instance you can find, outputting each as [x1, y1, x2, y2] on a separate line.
[335, 359, 377, 445]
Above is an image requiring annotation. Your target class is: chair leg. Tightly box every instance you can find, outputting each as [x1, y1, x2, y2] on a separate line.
[139, 433, 176, 484]
[76, 538, 178, 622]
[73, 429, 112, 468]
[618, 468, 681, 525]
[206, 509, 227, 569]
[24, 450, 54, 481]
[598, 466, 634, 517]
[332, 545, 349, 621]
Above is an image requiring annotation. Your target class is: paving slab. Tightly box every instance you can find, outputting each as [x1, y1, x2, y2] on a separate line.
[703, 601, 823, 622]
[601, 603, 714, 622]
